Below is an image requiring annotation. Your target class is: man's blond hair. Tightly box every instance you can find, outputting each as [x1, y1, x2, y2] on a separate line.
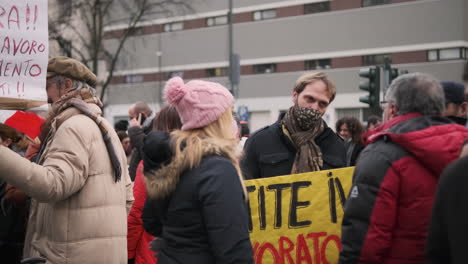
[294, 72, 336, 102]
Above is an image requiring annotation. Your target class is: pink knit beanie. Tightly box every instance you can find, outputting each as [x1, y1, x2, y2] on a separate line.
[164, 77, 234, 131]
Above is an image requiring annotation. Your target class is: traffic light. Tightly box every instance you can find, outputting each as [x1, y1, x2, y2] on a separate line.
[359, 66, 380, 108]
[389, 67, 399, 84]
[388, 67, 409, 86]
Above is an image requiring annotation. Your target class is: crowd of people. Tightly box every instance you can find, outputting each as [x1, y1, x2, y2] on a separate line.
[0, 56, 467, 264]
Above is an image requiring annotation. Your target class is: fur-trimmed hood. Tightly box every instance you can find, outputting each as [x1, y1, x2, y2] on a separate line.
[144, 133, 239, 200]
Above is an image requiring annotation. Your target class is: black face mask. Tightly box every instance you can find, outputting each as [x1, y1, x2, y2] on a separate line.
[293, 105, 323, 131]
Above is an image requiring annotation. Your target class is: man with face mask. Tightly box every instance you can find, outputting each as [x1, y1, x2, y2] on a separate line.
[241, 72, 346, 179]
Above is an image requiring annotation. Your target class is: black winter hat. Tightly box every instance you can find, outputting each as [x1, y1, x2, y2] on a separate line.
[143, 131, 173, 173]
[441, 81, 465, 104]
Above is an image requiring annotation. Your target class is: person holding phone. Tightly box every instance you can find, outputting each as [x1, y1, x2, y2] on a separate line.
[127, 102, 156, 181]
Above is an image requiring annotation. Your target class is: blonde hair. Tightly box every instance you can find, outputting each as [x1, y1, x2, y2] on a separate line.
[171, 108, 247, 197]
[294, 72, 336, 102]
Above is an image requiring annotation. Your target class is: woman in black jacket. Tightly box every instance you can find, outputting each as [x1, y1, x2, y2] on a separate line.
[142, 77, 253, 264]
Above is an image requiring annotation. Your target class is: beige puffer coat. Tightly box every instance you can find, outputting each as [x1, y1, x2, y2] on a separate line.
[0, 104, 133, 264]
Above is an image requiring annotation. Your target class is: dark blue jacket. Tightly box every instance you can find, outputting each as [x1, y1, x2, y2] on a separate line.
[142, 131, 253, 264]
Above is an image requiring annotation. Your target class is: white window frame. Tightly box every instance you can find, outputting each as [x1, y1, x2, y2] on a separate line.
[163, 22, 183, 32]
[427, 50, 438, 61]
[207, 15, 228, 26]
[253, 9, 277, 21]
[427, 47, 465, 61]
[206, 67, 227, 77]
[439, 48, 462, 60]
[305, 59, 331, 70]
[125, 75, 144, 84]
[253, 63, 277, 74]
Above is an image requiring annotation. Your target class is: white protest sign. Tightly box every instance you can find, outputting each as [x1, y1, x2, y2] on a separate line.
[0, 109, 16, 123]
[0, 0, 48, 105]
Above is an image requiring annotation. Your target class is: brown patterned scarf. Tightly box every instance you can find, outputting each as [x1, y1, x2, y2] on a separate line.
[38, 88, 122, 182]
[282, 105, 324, 173]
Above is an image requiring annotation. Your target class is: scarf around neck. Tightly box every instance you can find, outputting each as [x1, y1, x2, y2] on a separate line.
[282, 106, 325, 174]
[39, 88, 122, 182]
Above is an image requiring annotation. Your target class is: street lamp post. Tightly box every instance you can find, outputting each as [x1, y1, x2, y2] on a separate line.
[228, 0, 240, 98]
[228, 0, 235, 97]
[157, 33, 163, 108]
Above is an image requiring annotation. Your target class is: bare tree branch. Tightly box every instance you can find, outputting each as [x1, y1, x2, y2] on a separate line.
[99, 0, 151, 100]
[49, 0, 193, 107]
[67, 24, 94, 52]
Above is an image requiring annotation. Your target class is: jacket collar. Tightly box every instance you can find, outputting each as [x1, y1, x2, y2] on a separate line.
[54, 103, 102, 129]
[446, 115, 468, 126]
[363, 112, 422, 145]
[363, 112, 468, 176]
[144, 137, 237, 199]
[37, 103, 102, 165]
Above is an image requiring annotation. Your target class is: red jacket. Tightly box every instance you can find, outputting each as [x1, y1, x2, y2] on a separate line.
[340, 114, 468, 264]
[127, 161, 156, 264]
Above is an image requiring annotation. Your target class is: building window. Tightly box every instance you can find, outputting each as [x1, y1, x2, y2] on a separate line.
[427, 50, 438, 61]
[305, 59, 331, 70]
[253, 9, 277, 21]
[440, 48, 463, 60]
[206, 68, 227, 77]
[304, 2, 331, 14]
[125, 75, 144, 84]
[167, 71, 184, 80]
[207, 15, 228, 26]
[427, 47, 467, 61]
[163, 22, 183, 32]
[129, 27, 144, 36]
[253, 63, 276, 74]
[362, 0, 391, 7]
[362, 54, 390, 66]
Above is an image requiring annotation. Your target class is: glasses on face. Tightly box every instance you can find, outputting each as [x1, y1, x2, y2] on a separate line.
[379, 100, 393, 110]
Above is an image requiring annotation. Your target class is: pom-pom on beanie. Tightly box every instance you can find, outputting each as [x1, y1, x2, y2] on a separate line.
[164, 77, 234, 131]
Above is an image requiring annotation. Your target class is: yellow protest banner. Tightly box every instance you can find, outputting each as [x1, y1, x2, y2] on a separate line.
[245, 167, 354, 264]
